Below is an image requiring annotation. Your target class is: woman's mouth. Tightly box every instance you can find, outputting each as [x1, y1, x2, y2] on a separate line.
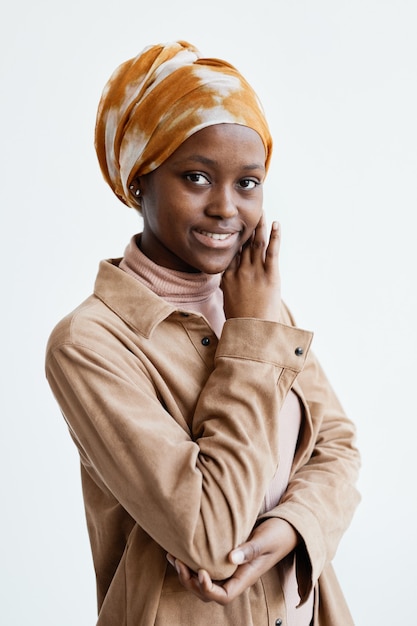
[200, 230, 232, 240]
[193, 229, 240, 248]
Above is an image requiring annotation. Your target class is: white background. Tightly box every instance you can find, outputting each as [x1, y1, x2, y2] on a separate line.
[1, 1, 416, 624]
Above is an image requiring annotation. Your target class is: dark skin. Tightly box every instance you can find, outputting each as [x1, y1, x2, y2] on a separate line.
[167, 519, 299, 605]
[131, 124, 299, 604]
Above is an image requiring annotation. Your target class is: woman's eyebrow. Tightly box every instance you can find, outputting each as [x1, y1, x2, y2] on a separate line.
[177, 154, 265, 171]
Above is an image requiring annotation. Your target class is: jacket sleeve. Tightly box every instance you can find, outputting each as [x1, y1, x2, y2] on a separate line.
[259, 309, 361, 602]
[45, 310, 312, 581]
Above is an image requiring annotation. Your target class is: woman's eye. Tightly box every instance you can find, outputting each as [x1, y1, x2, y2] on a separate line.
[239, 178, 258, 190]
[186, 173, 210, 185]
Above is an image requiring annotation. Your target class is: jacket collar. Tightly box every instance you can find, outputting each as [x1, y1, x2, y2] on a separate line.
[94, 259, 176, 338]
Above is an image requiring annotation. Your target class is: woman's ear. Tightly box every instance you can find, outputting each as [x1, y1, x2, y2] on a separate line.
[127, 177, 144, 214]
[128, 178, 142, 200]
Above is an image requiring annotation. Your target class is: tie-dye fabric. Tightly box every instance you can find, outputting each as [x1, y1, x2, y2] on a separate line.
[95, 41, 273, 208]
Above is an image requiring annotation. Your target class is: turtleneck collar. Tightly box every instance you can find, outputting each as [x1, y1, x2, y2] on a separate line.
[119, 234, 221, 302]
[119, 234, 226, 336]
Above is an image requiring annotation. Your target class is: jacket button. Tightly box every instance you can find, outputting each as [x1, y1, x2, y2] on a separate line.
[295, 346, 304, 356]
[201, 337, 210, 346]
[275, 619, 283, 626]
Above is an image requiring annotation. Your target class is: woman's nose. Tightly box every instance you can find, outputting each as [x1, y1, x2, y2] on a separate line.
[205, 187, 238, 219]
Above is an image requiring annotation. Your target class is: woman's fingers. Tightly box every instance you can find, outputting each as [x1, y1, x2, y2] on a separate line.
[221, 215, 282, 321]
[240, 212, 267, 264]
[165, 519, 298, 606]
[240, 215, 280, 270]
[166, 555, 231, 604]
[230, 518, 298, 567]
[224, 216, 279, 274]
[264, 221, 281, 274]
[250, 212, 268, 261]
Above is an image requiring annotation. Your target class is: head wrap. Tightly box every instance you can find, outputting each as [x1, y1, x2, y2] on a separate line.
[95, 41, 273, 208]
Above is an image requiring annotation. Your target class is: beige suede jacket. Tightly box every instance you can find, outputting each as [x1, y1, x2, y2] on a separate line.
[45, 258, 361, 626]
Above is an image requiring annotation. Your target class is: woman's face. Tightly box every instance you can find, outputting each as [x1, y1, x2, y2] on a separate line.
[137, 123, 266, 274]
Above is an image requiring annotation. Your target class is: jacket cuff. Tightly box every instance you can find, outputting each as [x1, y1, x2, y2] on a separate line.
[217, 318, 313, 372]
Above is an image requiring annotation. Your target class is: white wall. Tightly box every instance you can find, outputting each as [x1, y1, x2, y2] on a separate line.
[1, 1, 416, 624]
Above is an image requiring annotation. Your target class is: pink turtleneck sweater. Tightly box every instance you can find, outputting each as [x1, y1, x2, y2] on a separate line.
[120, 234, 314, 625]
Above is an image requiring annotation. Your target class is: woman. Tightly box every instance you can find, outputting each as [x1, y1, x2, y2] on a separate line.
[45, 41, 360, 625]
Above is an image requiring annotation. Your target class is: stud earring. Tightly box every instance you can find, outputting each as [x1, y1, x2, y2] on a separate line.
[129, 184, 141, 198]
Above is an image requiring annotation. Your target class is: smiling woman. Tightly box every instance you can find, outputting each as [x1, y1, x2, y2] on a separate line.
[45, 40, 360, 626]
[137, 124, 266, 274]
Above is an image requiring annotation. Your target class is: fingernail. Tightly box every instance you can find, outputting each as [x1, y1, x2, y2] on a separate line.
[231, 549, 245, 565]
[166, 554, 175, 567]
[175, 560, 181, 574]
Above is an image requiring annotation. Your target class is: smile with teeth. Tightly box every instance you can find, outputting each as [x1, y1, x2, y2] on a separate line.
[193, 228, 240, 249]
[198, 230, 234, 240]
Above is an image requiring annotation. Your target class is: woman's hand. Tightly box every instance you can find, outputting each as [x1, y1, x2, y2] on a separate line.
[221, 214, 281, 322]
[166, 518, 298, 605]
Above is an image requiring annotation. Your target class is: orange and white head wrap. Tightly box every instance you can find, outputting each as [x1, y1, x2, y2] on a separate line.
[95, 41, 273, 208]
